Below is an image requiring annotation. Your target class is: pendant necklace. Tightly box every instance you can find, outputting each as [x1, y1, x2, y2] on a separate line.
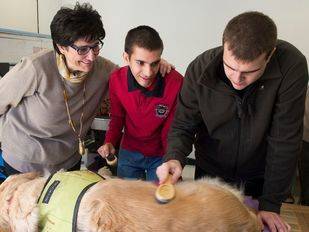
[60, 77, 87, 155]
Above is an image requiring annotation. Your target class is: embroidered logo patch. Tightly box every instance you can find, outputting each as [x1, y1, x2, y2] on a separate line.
[155, 104, 169, 118]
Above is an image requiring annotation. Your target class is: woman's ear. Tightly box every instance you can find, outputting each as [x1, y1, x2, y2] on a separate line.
[57, 44, 67, 54]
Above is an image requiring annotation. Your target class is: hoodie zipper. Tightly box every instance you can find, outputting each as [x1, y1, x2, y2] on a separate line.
[232, 84, 259, 178]
[233, 95, 243, 178]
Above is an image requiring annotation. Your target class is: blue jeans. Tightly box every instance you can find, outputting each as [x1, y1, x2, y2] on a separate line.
[117, 148, 162, 181]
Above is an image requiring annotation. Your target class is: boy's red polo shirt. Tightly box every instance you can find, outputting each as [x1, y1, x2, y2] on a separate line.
[104, 66, 183, 156]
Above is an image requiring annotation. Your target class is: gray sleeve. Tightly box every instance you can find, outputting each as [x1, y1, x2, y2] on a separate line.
[102, 57, 119, 76]
[0, 57, 38, 115]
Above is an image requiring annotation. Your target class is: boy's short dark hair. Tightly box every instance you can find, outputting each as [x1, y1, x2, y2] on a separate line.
[125, 25, 163, 57]
[223, 11, 277, 61]
[50, 2, 105, 54]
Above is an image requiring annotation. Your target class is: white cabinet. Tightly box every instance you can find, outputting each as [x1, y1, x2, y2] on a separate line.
[0, 0, 63, 63]
[0, 0, 63, 34]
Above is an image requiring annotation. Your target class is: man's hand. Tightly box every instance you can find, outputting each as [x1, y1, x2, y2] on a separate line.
[97, 143, 115, 158]
[159, 58, 175, 76]
[156, 159, 182, 184]
[258, 210, 291, 232]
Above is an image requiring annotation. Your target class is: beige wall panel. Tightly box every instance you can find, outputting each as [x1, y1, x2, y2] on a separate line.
[0, 0, 37, 33]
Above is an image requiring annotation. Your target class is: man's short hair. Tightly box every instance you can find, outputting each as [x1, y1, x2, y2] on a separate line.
[124, 25, 164, 57]
[222, 11, 277, 61]
[50, 2, 105, 54]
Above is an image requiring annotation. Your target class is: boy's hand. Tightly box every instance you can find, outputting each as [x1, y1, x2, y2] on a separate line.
[97, 143, 115, 158]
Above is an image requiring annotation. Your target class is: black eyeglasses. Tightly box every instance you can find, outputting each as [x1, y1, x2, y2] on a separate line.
[70, 40, 103, 55]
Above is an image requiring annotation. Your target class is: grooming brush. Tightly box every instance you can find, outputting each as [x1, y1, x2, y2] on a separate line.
[105, 154, 117, 166]
[155, 174, 176, 204]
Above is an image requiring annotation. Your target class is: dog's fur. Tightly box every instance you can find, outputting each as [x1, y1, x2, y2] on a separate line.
[0, 172, 262, 232]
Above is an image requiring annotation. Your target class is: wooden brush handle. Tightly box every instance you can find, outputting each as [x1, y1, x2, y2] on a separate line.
[164, 174, 173, 184]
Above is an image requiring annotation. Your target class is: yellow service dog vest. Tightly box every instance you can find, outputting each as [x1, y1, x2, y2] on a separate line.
[38, 170, 103, 231]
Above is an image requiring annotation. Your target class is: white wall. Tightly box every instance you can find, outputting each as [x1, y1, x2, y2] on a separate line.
[59, 0, 309, 75]
[0, 0, 38, 32]
[38, 0, 64, 34]
[1, 0, 308, 74]
[0, 0, 309, 74]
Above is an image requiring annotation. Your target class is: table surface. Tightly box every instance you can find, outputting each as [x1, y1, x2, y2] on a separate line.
[281, 203, 309, 232]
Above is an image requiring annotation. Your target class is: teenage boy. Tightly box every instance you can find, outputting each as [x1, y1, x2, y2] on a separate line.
[98, 26, 183, 181]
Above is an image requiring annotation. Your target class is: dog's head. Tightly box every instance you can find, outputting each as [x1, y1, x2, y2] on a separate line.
[0, 172, 45, 232]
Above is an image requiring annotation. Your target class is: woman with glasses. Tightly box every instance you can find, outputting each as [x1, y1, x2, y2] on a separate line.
[0, 2, 172, 177]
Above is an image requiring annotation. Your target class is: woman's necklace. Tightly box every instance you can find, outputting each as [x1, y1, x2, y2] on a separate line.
[60, 77, 87, 155]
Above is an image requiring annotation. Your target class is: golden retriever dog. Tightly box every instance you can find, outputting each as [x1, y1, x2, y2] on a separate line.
[0, 171, 262, 232]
